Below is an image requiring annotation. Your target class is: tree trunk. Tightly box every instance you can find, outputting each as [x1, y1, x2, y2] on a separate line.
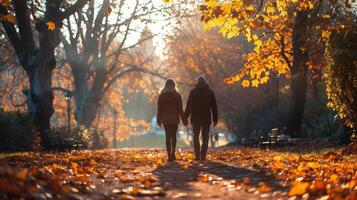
[311, 77, 320, 100]
[10, 0, 59, 147]
[72, 63, 89, 124]
[287, 11, 309, 138]
[74, 67, 106, 127]
[76, 95, 101, 127]
[30, 21, 58, 147]
[3, 0, 88, 149]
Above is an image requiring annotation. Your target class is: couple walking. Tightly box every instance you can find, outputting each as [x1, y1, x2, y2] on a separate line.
[157, 76, 218, 162]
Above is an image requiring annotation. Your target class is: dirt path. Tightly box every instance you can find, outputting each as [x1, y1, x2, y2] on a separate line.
[6, 146, 354, 199]
[82, 148, 288, 200]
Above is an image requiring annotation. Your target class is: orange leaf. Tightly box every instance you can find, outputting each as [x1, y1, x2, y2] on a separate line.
[288, 181, 309, 196]
[104, 6, 112, 16]
[3, 14, 15, 24]
[309, 180, 326, 194]
[198, 174, 210, 182]
[258, 182, 271, 193]
[114, 170, 123, 178]
[89, 159, 97, 165]
[46, 21, 56, 31]
[0, 0, 10, 7]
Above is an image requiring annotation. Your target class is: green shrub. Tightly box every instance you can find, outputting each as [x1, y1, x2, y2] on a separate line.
[0, 111, 35, 151]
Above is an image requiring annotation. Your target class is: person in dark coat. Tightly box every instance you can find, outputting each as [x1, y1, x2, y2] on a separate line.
[157, 79, 187, 161]
[185, 76, 218, 161]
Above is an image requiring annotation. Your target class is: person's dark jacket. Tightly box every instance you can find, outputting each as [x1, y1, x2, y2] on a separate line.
[185, 82, 218, 125]
[157, 91, 186, 125]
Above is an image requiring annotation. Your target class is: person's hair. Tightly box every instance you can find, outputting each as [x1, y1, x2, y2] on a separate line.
[197, 76, 206, 84]
[160, 78, 178, 94]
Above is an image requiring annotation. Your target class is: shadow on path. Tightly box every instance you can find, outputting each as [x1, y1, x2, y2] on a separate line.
[153, 160, 285, 193]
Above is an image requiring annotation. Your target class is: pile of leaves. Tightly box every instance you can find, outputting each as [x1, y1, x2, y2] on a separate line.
[0, 147, 355, 199]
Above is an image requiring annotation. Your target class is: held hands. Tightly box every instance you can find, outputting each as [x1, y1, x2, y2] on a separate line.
[213, 121, 218, 127]
[182, 118, 188, 126]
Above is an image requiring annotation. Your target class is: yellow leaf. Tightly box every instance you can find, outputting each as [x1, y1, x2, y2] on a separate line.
[207, 0, 217, 8]
[226, 27, 238, 39]
[251, 79, 259, 87]
[254, 39, 263, 49]
[241, 80, 250, 87]
[246, 5, 255, 11]
[307, 162, 318, 169]
[46, 21, 56, 31]
[260, 76, 269, 84]
[162, 0, 172, 2]
[322, 31, 331, 40]
[252, 34, 258, 41]
[330, 174, 338, 182]
[266, 6, 275, 14]
[288, 181, 309, 196]
[221, 3, 231, 14]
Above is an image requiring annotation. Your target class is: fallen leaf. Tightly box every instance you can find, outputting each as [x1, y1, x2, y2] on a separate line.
[114, 170, 123, 178]
[258, 182, 272, 193]
[288, 181, 309, 196]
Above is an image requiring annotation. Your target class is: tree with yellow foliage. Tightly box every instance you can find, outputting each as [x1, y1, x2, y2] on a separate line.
[199, 0, 356, 136]
[324, 29, 357, 128]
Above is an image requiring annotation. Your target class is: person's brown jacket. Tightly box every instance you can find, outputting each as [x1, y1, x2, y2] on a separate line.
[157, 91, 186, 125]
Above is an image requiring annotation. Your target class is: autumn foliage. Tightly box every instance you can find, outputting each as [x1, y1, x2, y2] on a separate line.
[199, 0, 355, 87]
[324, 29, 357, 128]
[0, 147, 356, 199]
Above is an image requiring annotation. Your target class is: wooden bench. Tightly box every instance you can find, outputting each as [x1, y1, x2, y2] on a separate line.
[260, 135, 279, 149]
[260, 128, 291, 149]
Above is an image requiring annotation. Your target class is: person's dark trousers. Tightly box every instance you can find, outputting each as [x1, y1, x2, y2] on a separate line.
[192, 124, 210, 161]
[163, 124, 178, 160]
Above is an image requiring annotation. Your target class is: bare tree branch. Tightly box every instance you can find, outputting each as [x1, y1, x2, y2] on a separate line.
[278, 35, 293, 69]
[61, 0, 90, 19]
[13, 0, 35, 55]
[0, 7, 23, 60]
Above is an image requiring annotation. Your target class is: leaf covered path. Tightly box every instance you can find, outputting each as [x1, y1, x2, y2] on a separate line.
[0, 147, 356, 199]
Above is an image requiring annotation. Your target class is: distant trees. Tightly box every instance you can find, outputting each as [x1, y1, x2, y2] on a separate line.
[60, 0, 165, 127]
[0, 0, 89, 146]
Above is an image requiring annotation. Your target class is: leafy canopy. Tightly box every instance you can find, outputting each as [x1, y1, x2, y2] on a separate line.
[199, 0, 351, 87]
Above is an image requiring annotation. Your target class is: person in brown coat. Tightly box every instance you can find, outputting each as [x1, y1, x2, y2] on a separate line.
[157, 79, 187, 161]
[185, 76, 218, 161]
